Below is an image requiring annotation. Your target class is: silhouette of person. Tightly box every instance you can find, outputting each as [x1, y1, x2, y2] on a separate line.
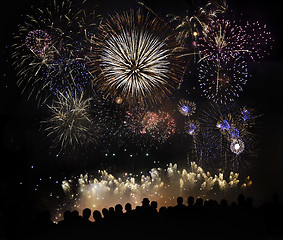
[150, 201, 158, 214]
[237, 194, 246, 209]
[194, 198, 203, 208]
[58, 210, 72, 229]
[175, 197, 187, 209]
[187, 196, 194, 208]
[125, 203, 132, 213]
[93, 210, 103, 224]
[82, 208, 92, 225]
[114, 204, 123, 218]
[142, 198, 150, 208]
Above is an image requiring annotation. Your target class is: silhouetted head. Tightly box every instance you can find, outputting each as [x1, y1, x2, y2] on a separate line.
[159, 206, 167, 215]
[93, 210, 102, 221]
[82, 208, 91, 220]
[151, 201, 158, 210]
[177, 196, 184, 205]
[72, 210, 79, 217]
[63, 210, 72, 221]
[237, 194, 245, 206]
[115, 204, 123, 213]
[102, 208, 109, 218]
[195, 198, 203, 207]
[142, 198, 150, 207]
[109, 207, 115, 215]
[125, 203, 132, 212]
[187, 196, 194, 206]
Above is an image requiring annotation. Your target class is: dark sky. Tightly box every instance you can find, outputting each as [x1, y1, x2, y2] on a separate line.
[1, 0, 283, 217]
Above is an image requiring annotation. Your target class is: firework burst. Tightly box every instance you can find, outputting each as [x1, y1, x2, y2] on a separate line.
[230, 139, 245, 155]
[184, 119, 200, 136]
[124, 108, 176, 144]
[192, 102, 259, 170]
[197, 18, 248, 61]
[243, 21, 274, 61]
[12, 0, 101, 103]
[167, 0, 227, 46]
[197, 17, 273, 62]
[178, 99, 196, 117]
[141, 111, 176, 141]
[198, 53, 248, 104]
[42, 89, 95, 152]
[89, 9, 184, 106]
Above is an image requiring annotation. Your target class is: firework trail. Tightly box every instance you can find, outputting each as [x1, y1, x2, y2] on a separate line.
[89, 9, 184, 106]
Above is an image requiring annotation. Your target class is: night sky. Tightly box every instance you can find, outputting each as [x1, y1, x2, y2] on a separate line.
[1, 0, 283, 228]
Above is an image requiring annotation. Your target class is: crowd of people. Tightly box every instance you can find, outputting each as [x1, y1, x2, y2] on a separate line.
[21, 194, 282, 239]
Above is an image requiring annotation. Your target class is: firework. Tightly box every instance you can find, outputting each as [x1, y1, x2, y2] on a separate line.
[25, 29, 53, 56]
[42, 57, 93, 93]
[230, 139, 245, 155]
[123, 108, 176, 145]
[184, 119, 200, 136]
[198, 18, 273, 62]
[198, 53, 248, 104]
[42, 89, 95, 152]
[167, 0, 227, 46]
[239, 107, 257, 127]
[178, 99, 196, 117]
[197, 18, 248, 61]
[216, 113, 247, 141]
[194, 102, 258, 170]
[12, 0, 101, 103]
[123, 107, 147, 138]
[141, 111, 176, 141]
[89, 9, 184, 106]
[199, 102, 250, 141]
[55, 161, 245, 221]
[243, 21, 273, 61]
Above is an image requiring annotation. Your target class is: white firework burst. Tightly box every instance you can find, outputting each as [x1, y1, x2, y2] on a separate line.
[89, 9, 183, 106]
[230, 139, 245, 155]
[43, 89, 94, 151]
